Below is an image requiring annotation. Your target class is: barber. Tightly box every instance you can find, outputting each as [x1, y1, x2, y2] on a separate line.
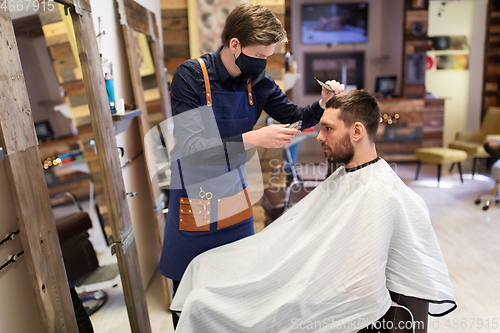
[158, 4, 344, 328]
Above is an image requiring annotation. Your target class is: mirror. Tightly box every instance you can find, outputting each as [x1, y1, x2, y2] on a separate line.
[116, 0, 173, 309]
[52, 0, 154, 331]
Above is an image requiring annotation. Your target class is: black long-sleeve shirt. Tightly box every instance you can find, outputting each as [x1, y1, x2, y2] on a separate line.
[169, 48, 325, 166]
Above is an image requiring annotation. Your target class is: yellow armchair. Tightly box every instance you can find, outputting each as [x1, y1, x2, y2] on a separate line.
[449, 107, 500, 177]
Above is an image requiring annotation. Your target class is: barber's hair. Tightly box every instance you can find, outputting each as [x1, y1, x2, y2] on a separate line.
[221, 4, 288, 47]
[325, 90, 381, 142]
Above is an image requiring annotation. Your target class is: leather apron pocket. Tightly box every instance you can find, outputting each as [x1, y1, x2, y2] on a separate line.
[179, 197, 211, 231]
[217, 188, 253, 230]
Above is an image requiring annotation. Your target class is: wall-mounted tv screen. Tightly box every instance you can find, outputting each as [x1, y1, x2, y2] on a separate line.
[375, 76, 397, 97]
[301, 3, 368, 45]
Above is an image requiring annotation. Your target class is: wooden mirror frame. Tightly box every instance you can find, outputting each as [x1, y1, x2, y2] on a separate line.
[116, 0, 173, 309]
[0, 6, 79, 332]
[51, 0, 153, 331]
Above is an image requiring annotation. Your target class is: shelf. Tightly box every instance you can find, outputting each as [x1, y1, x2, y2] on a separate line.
[112, 109, 142, 136]
[38, 135, 79, 149]
[426, 50, 469, 55]
[111, 109, 142, 121]
[286, 130, 317, 147]
[56, 159, 90, 174]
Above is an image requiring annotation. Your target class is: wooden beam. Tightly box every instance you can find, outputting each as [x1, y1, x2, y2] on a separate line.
[163, 28, 189, 46]
[0, 7, 78, 333]
[49, 43, 74, 60]
[161, 8, 187, 19]
[119, 0, 172, 309]
[39, 6, 62, 25]
[53, 0, 91, 13]
[164, 56, 189, 72]
[69, 7, 152, 333]
[62, 79, 86, 96]
[162, 17, 188, 30]
[164, 44, 190, 57]
[151, 7, 173, 125]
[118, 0, 151, 36]
[42, 21, 69, 46]
[151, 7, 173, 310]
[121, 23, 158, 217]
[161, 0, 187, 10]
[12, 14, 44, 38]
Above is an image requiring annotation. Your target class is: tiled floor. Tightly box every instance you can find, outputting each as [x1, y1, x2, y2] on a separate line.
[62, 160, 500, 333]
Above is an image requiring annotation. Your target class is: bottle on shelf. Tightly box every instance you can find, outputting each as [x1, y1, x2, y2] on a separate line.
[284, 51, 292, 73]
[101, 54, 116, 114]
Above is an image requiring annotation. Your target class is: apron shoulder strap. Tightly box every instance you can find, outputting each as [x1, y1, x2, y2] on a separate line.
[196, 58, 212, 106]
[246, 79, 254, 106]
[196, 57, 253, 106]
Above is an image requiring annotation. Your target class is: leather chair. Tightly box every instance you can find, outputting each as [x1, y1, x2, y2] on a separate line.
[262, 157, 339, 224]
[359, 291, 429, 333]
[448, 107, 500, 177]
[261, 185, 313, 225]
[53, 192, 120, 316]
[262, 158, 329, 224]
[57, 209, 99, 288]
[474, 141, 500, 210]
[474, 158, 500, 210]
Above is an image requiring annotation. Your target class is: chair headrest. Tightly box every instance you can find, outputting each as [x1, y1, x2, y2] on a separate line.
[55, 211, 92, 242]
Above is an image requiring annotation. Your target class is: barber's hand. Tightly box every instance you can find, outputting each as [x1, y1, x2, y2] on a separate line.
[320, 80, 345, 109]
[242, 125, 300, 149]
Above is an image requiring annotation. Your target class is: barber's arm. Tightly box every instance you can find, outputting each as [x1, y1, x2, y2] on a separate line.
[241, 78, 343, 150]
[242, 125, 300, 149]
[261, 76, 344, 128]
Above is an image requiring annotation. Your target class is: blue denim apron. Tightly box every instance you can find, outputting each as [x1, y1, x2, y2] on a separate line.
[159, 59, 259, 281]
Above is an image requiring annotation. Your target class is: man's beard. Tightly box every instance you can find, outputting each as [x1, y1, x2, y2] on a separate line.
[323, 133, 355, 168]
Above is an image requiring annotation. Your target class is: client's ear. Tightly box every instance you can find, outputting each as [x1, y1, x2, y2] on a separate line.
[352, 122, 365, 142]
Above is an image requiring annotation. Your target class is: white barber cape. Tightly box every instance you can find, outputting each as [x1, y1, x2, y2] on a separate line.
[171, 158, 456, 332]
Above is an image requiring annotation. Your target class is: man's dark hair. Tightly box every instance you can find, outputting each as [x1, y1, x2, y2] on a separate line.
[221, 4, 288, 47]
[325, 90, 380, 142]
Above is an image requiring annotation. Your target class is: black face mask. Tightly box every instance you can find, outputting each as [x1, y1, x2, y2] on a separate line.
[234, 51, 267, 78]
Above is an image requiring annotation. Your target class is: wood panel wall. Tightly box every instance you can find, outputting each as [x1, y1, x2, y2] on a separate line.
[402, 0, 428, 99]
[376, 98, 444, 162]
[39, 6, 111, 235]
[161, 0, 286, 85]
[482, 0, 500, 119]
[39, 7, 90, 126]
[284, 0, 291, 53]
[161, 0, 189, 80]
[258, 0, 286, 84]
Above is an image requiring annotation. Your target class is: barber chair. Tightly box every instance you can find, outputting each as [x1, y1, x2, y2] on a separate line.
[359, 291, 429, 333]
[53, 192, 120, 315]
[474, 159, 500, 210]
[261, 159, 329, 224]
[261, 184, 313, 225]
[484, 139, 500, 164]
